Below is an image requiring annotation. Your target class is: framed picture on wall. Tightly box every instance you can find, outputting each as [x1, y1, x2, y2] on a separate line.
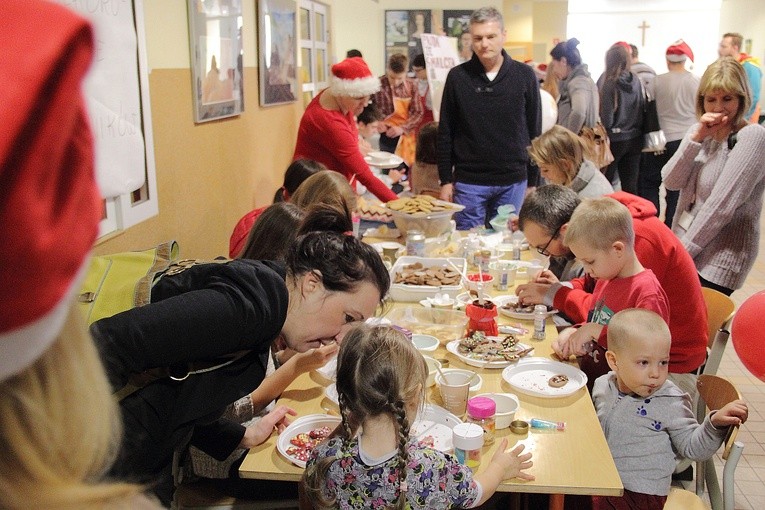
[187, 0, 244, 123]
[258, 0, 298, 106]
[384, 10, 474, 66]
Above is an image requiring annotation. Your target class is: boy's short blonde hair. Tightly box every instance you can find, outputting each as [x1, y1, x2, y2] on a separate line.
[564, 197, 634, 251]
[607, 308, 671, 353]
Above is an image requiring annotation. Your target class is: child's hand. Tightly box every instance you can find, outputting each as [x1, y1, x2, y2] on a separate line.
[533, 269, 559, 285]
[489, 439, 535, 481]
[293, 343, 340, 374]
[552, 327, 576, 359]
[711, 399, 748, 428]
[239, 405, 296, 448]
[515, 283, 549, 306]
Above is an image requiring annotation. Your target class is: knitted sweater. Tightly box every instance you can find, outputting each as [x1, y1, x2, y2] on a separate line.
[593, 373, 728, 496]
[663, 122, 765, 290]
[437, 50, 541, 187]
[557, 64, 599, 134]
[294, 91, 398, 203]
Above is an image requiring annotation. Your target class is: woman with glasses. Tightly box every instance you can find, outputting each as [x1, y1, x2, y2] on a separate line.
[294, 57, 398, 203]
[528, 125, 613, 199]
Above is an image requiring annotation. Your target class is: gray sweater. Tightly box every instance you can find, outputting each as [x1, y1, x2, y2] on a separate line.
[570, 159, 614, 198]
[593, 373, 727, 496]
[662, 122, 765, 290]
[557, 64, 599, 134]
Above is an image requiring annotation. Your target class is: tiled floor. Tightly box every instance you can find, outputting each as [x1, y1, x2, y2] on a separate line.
[673, 212, 765, 509]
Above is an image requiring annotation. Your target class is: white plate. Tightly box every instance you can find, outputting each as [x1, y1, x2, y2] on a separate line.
[314, 356, 337, 381]
[411, 404, 462, 452]
[455, 293, 515, 309]
[498, 296, 558, 321]
[277, 414, 341, 468]
[446, 339, 534, 368]
[365, 154, 404, 169]
[321, 393, 460, 453]
[325, 383, 339, 404]
[501, 357, 587, 398]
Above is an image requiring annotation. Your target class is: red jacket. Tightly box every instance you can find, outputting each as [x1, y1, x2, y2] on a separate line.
[553, 192, 707, 374]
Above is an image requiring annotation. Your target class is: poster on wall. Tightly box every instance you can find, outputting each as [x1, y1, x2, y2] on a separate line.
[187, 0, 245, 123]
[443, 10, 473, 63]
[259, 0, 298, 106]
[420, 34, 461, 122]
[385, 10, 474, 67]
[56, 0, 151, 198]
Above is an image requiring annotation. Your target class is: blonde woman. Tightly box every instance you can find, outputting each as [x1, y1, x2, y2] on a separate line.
[663, 56, 765, 296]
[1, 308, 158, 509]
[1, 2, 158, 507]
[528, 125, 613, 198]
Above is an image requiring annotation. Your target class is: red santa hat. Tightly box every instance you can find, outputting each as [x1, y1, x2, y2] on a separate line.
[666, 40, 694, 63]
[329, 57, 381, 97]
[613, 41, 632, 53]
[0, 1, 99, 382]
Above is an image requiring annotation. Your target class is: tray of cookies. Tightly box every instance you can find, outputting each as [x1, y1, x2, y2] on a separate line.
[388, 256, 467, 302]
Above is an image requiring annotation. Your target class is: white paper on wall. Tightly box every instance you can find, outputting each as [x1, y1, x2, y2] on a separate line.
[58, 0, 148, 198]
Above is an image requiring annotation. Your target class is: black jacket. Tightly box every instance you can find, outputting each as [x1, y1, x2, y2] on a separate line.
[437, 50, 542, 187]
[599, 71, 645, 142]
[91, 259, 288, 480]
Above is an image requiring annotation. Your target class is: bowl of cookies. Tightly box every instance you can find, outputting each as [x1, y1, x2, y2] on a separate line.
[384, 195, 464, 237]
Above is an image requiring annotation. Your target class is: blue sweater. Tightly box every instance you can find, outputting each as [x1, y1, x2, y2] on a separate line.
[437, 50, 541, 187]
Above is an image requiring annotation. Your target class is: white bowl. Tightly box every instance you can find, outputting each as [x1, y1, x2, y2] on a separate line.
[435, 368, 482, 392]
[412, 334, 440, 352]
[423, 355, 441, 387]
[473, 392, 519, 429]
[368, 150, 393, 163]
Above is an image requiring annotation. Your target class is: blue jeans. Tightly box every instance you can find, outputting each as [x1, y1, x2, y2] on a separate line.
[453, 181, 527, 231]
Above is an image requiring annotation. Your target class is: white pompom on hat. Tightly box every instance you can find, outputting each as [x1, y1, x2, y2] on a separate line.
[0, 2, 99, 382]
[666, 40, 694, 63]
[329, 57, 381, 97]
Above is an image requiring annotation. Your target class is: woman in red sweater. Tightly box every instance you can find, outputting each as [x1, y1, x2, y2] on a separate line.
[293, 57, 398, 203]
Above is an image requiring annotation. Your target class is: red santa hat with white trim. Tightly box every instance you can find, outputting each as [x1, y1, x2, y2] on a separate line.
[329, 57, 381, 97]
[0, 1, 99, 382]
[666, 40, 694, 63]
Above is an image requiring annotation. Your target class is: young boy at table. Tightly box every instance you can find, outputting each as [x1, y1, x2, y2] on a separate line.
[551, 197, 670, 391]
[592, 309, 748, 510]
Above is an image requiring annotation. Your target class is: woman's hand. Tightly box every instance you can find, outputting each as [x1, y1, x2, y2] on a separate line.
[239, 405, 296, 449]
[292, 342, 339, 374]
[693, 112, 731, 142]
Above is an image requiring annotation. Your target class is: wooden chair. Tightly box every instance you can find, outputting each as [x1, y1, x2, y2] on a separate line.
[698, 288, 736, 383]
[674, 288, 736, 477]
[665, 375, 745, 510]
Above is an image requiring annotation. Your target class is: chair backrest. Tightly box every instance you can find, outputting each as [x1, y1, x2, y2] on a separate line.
[697, 374, 741, 460]
[699, 288, 736, 379]
[701, 287, 736, 350]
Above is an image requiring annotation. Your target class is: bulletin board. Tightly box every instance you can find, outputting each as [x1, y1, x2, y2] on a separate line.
[56, 0, 156, 200]
[384, 9, 472, 66]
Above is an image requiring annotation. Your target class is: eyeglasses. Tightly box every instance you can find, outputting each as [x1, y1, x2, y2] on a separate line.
[536, 225, 561, 257]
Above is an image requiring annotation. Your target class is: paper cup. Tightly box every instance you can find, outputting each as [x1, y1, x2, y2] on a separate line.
[438, 372, 472, 416]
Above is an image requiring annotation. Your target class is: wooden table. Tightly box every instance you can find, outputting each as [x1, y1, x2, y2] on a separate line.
[240, 255, 623, 508]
